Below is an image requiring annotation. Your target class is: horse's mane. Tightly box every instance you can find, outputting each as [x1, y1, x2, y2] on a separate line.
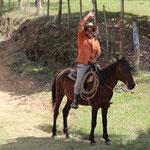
[97, 58, 131, 84]
[97, 62, 117, 84]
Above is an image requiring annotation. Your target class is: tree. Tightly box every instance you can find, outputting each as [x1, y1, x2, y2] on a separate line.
[67, 0, 71, 30]
[35, 0, 44, 6]
[92, 0, 99, 38]
[47, 0, 50, 18]
[80, 0, 82, 21]
[26, 0, 30, 11]
[18, 0, 23, 10]
[92, 0, 98, 23]
[56, 0, 62, 24]
[8, 0, 11, 8]
[37, 0, 42, 15]
[0, 0, 4, 8]
[120, 0, 124, 58]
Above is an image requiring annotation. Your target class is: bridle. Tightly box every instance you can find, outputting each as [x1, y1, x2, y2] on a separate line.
[93, 63, 130, 93]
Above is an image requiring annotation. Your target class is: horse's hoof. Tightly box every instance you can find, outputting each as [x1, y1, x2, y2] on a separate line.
[52, 135, 57, 139]
[66, 134, 72, 138]
[105, 141, 112, 145]
[90, 143, 96, 146]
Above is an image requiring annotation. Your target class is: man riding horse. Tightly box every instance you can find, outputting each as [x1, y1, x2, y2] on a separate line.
[71, 11, 102, 109]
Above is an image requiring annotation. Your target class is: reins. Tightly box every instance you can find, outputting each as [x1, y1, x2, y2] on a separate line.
[94, 63, 130, 93]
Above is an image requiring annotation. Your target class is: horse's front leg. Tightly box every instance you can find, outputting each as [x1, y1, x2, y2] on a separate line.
[102, 106, 112, 145]
[63, 98, 72, 138]
[89, 108, 98, 146]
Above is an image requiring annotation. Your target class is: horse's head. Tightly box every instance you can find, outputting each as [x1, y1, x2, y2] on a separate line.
[116, 57, 135, 90]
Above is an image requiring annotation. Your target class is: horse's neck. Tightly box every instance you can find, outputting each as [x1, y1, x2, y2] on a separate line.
[106, 71, 119, 89]
[99, 64, 119, 89]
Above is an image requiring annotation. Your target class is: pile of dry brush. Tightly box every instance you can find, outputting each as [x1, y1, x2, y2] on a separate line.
[13, 17, 78, 68]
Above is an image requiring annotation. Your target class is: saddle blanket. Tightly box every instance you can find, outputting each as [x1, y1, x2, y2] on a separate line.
[68, 70, 95, 83]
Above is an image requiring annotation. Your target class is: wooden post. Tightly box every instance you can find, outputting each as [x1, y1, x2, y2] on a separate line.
[120, 0, 124, 58]
[133, 22, 140, 72]
[80, 0, 82, 21]
[67, 0, 71, 30]
[103, 5, 109, 55]
[92, 0, 99, 39]
[47, 0, 50, 18]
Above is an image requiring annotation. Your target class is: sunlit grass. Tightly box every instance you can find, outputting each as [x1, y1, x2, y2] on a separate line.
[2, 0, 150, 20]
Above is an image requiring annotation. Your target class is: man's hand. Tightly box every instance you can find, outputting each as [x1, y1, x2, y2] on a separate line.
[88, 11, 95, 19]
[78, 11, 95, 32]
[90, 58, 97, 64]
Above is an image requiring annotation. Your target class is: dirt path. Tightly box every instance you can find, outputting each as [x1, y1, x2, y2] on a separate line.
[0, 39, 53, 149]
[0, 54, 17, 102]
[0, 38, 47, 104]
[0, 38, 28, 104]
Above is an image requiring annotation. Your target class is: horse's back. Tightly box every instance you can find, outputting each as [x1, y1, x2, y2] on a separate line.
[56, 67, 74, 80]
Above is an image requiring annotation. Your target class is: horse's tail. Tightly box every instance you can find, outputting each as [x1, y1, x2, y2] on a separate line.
[52, 73, 59, 108]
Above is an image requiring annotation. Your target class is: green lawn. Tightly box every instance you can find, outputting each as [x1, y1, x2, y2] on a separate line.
[0, 71, 150, 150]
[0, 1, 150, 149]
[2, 0, 150, 19]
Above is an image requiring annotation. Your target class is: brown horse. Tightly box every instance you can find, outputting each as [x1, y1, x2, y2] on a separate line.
[51, 57, 135, 145]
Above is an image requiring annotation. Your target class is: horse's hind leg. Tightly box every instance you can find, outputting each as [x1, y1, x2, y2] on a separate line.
[52, 93, 64, 139]
[63, 97, 72, 138]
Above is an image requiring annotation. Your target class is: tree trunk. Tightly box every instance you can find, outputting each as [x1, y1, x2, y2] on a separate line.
[8, 0, 11, 8]
[0, 0, 4, 8]
[67, 0, 71, 30]
[103, 5, 109, 55]
[19, 0, 23, 10]
[92, 0, 99, 38]
[35, 0, 44, 6]
[80, 0, 82, 21]
[47, 0, 50, 18]
[120, 0, 124, 58]
[26, 0, 30, 10]
[56, 0, 62, 24]
[27, 0, 30, 7]
[92, 0, 98, 23]
[37, 0, 42, 15]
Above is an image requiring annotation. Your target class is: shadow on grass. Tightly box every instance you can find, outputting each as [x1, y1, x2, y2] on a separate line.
[0, 129, 149, 150]
[35, 123, 125, 143]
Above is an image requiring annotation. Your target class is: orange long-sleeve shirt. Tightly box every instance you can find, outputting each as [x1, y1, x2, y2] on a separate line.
[77, 30, 101, 65]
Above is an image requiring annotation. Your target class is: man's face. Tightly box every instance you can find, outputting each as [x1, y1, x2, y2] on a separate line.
[85, 27, 94, 39]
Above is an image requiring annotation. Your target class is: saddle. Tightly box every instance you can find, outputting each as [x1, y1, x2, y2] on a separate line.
[68, 63, 101, 83]
[68, 70, 95, 83]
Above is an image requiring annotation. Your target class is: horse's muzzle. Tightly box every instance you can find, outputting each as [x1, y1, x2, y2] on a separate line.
[127, 82, 135, 90]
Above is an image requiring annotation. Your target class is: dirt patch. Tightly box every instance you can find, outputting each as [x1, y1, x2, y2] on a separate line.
[0, 38, 45, 105]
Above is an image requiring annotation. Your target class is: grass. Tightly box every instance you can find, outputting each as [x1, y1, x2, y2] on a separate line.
[0, 71, 150, 150]
[1, 0, 150, 20]
[0, 0, 150, 149]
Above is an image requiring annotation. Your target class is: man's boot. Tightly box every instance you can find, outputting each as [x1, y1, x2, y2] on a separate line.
[71, 95, 80, 109]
